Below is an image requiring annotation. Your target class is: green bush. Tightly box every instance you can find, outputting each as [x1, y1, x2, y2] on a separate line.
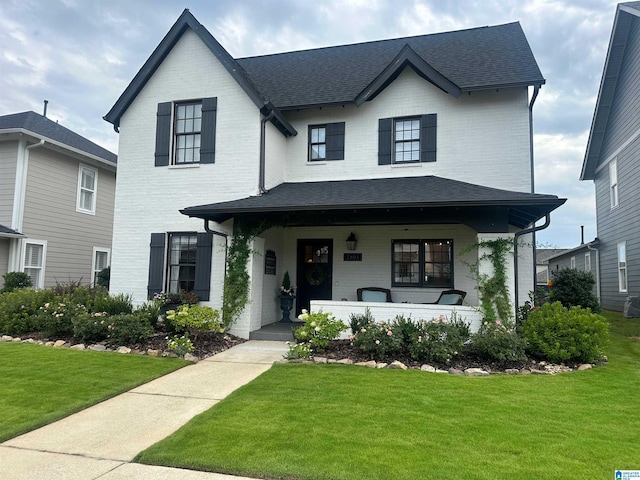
[35, 299, 87, 338]
[522, 302, 609, 363]
[136, 301, 162, 329]
[106, 313, 153, 345]
[72, 312, 110, 342]
[550, 268, 600, 312]
[294, 310, 347, 352]
[349, 308, 375, 336]
[352, 318, 403, 361]
[96, 266, 110, 288]
[1, 272, 33, 293]
[0, 288, 56, 334]
[407, 315, 470, 364]
[166, 304, 223, 340]
[91, 293, 133, 315]
[467, 320, 527, 364]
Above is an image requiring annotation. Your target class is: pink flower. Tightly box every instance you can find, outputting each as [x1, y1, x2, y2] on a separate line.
[496, 320, 502, 325]
[387, 330, 393, 336]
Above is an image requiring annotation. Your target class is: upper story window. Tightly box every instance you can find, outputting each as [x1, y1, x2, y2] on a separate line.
[174, 102, 202, 164]
[378, 114, 436, 165]
[77, 165, 97, 215]
[584, 252, 591, 272]
[307, 123, 345, 162]
[609, 159, 619, 208]
[570, 256, 576, 269]
[392, 239, 453, 288]
[154, 98, 217, 167]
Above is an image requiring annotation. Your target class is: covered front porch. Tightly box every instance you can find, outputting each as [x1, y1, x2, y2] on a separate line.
[181, 176, 565, 339]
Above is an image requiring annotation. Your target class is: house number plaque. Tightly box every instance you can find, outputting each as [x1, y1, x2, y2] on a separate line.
[343, 253, 362, 261]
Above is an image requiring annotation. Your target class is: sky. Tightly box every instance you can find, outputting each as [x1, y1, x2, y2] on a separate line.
[0, 0, 623, 248]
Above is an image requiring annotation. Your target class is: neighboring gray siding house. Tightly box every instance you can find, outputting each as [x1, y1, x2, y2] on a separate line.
[0, 111, 117, 290]
[535, 248, 567, 287]
[104, 10, 565, 338]
[545, 240, 600, 300]
[581, 2, 640, 311]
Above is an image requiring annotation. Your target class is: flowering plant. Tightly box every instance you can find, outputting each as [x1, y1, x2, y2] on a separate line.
[294, 309, 346, 352]
[153, 290, 199, 306]
[167, 334, 195, 357]
[166, 304, 223, 340]
[279, 271, 296, 296]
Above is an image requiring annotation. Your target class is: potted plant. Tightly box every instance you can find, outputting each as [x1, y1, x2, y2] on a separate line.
[278, 271, 296, 322]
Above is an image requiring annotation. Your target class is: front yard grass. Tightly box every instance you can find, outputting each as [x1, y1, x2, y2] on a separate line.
[0, 343, 187, 442]
[136, 310, 640, 480]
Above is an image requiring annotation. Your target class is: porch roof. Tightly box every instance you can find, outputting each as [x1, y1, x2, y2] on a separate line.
[181, 176, 565, 231]
[0, 224, 25, 239]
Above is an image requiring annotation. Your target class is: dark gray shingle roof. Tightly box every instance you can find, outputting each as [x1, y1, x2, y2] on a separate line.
[182, 176, 564, 228]
[237, 22, 545, 109]
[0, 111, 117, 165]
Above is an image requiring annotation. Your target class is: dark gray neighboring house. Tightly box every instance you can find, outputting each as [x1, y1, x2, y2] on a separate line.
[581, 2, 640, 311]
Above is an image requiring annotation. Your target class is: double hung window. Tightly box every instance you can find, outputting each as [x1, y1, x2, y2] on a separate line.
[23, 240, 46, 289]
[174, 102, 202, 164]
[167, 233, 198, 294]
[610, 159, 619, 208]
[394, 118, 420, 163]
[618, 242, 627, 293]
[77, 165, 97, 214]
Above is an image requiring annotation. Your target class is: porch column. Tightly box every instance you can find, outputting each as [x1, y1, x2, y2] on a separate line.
[476, 233, 516, 316]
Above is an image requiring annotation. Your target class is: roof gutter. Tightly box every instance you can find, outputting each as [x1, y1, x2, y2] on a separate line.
[259, 109, 275, 195]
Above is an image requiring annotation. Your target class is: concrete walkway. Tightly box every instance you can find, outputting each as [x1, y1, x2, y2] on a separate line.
[0, 340, 288, 480]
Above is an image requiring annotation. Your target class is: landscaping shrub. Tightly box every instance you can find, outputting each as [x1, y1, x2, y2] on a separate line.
[549, 268, 600, 312]
[392, 315, 420, 356]
[72, 312, 110, 342]
[522, 302, 609, 363]
[106, 313, 153, 345]
[0, 288, 56, 335]
[91, 293, 133, 315]
[1, 272, 33, 293]
[96, 266, 110, 288]
[349, 308, 374, 336]
[466, 320, 527, 364]
[166, 334, 195, 356]
[166, 304, 223, 340]
[294, 309, 347, 352]
[352, 319, 403, 361]
[136, 301, 162, 329]
[35, 299, 87, 338]
[407, 315, 470, 364]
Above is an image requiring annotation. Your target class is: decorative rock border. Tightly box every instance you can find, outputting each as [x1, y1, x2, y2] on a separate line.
[0, 335, 199, 363]
[281, 356, 598, 375]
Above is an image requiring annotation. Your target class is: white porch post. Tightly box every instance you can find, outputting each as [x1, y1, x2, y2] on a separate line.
[476, 233, 516, 315]
[228, 236, 264, 339]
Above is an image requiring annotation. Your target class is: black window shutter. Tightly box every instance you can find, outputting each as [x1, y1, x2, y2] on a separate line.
[193, 232, 213, 301]
[325, 122, 345, 161]
[200, 97, 217, 164]
[378, 118, 392, 165]
[154, 103, 172, 167]
[147, 233, 166, 299]
[420, 114, 437, 163]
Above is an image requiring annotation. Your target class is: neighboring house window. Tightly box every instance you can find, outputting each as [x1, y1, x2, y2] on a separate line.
[77, 165, 97, 214]
[154, 98, 217, 166]
[378, 114, 436, 165]
[174, 102, 202, 164]
[610, 159, 619, 208]
[22, 240, 46, 289]
[585, 252, 591, 272]
[392, 239, 453, 288]
[92, 248, 110, 285]
[618, 242, 627, 293]
[147, 232, 213, 301]
[570, 256, 576, 269]
[308, 123, 345, 162]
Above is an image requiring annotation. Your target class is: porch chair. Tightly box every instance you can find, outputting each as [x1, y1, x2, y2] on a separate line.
[357, 287, 392, 303]
[431, 289, 466, 305]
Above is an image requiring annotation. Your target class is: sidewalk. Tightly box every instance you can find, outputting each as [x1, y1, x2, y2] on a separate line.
[0, 340, 288, 480]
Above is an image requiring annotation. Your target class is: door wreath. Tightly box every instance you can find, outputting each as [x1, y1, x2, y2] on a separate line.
[305, 264, 325, 286]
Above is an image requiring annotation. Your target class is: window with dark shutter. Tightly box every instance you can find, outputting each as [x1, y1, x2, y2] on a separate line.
[154, 103, 172, 167]
[147, 233, 166, 299]
[378, 118, 392, 165]
[194, 232, 213, 301]
[309, 122, 345, 162]
[378, 114, 437, 165]
[325, 122, 345, 160]
[200, 97, 217, 164]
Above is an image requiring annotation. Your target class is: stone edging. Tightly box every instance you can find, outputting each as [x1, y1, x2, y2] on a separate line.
[279, 356, 597, 375]
[0, 335, 199, 363]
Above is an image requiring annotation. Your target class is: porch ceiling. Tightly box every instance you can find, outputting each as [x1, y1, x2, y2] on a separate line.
[181, 176, 566, 231]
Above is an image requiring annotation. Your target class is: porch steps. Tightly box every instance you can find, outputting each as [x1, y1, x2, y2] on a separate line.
[249, 322, 296, 342]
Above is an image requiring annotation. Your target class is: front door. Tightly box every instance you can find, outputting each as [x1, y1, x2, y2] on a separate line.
[296, 239, 333, 314]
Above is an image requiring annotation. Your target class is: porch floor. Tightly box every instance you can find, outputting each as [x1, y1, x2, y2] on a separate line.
[249, 321, 298, 341]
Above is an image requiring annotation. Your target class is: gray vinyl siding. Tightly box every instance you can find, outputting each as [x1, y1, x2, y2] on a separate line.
[594, 135, 640, 310]
[0, 238, 9, 289]
[0, 141, 18, 226]
[21, 147, 115, 287]
[600, 16, 640, 161]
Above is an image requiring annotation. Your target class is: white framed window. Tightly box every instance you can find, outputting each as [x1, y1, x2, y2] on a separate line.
[618, 242, 627, 293]
[77, 165, 97, 214]
[22, 239, 47, 289]
[609, 159, 619, 208]
[92, 247, 110, 286]
[570, 256, 576, 269]
[585, 252, 591, 272]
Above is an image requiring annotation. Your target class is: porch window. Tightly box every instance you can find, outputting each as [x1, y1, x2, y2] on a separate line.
[167, 233, 198, 293]
[392, 239, 453, 288]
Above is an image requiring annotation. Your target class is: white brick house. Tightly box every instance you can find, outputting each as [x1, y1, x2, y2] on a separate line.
[104, 9, 565, 338]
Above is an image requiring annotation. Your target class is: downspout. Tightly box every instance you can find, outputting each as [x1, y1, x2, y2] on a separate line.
[513, 213, 550, 313]
[259, 110, 275, 195]
[527, 84, 541, 307]
[587, 240, 601, 302]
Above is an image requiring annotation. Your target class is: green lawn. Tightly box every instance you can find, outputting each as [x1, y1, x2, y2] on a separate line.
[0, 343, 187, 442]
[136, 311, 640, 480]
